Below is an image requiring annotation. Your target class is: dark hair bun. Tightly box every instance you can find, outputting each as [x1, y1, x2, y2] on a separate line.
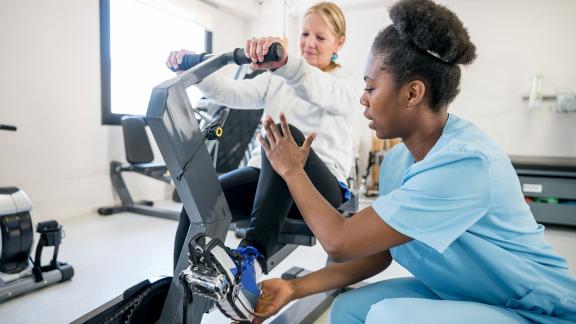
[390, 0, 476, 65]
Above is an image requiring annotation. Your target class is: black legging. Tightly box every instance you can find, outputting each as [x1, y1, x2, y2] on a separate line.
[174, 125, 345, 268]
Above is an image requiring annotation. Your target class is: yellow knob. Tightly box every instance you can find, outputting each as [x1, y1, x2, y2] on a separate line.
[215, 127, 223, 137]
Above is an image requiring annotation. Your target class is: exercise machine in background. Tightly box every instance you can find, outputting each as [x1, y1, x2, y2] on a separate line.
[0, 124, 74, 303]
[511, 155, 576, 227]
[359, 135, 402, 197]
[97, 116, 180, 220]
[98, 67, 264, 221]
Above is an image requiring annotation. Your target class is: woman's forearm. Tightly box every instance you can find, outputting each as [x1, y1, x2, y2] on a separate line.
[291, 251, 392, 299]
[196, 73, 269, 109]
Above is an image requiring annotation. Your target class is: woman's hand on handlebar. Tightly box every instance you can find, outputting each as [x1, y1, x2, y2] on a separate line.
[166, 49, 194, 74]
[245, 36, 288, 71]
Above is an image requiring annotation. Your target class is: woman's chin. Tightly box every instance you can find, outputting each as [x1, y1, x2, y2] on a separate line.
[302, 55, 317, 66]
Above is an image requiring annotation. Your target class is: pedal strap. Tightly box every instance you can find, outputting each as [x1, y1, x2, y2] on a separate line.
[183, 234, 254, 322]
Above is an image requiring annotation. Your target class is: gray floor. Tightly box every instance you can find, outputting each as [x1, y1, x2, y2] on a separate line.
[1, 202, 575, 324]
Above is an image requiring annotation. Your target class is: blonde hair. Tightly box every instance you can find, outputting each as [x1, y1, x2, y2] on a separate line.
[305, 2, 346, 71]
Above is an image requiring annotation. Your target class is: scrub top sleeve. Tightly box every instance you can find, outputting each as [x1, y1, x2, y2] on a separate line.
[373, 153, 491, 253]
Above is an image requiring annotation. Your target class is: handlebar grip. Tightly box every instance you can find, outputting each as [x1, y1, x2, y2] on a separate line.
[170, 52, 209, 72]
[0, 124, 17, 131]
[233, 42, 284, 65]
[169, 42, 284, 72]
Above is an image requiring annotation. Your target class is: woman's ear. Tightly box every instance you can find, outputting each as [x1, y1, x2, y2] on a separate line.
[406, 80, 426, 107]
[335, 36, 345, 53]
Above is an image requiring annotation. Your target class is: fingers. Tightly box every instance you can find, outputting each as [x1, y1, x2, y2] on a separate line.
[261, 38, 271, 57]
[261, 37, 277, 57]
[166, 51, 182, 70]
[302, 133, 317, 152]
[249, 37, 268, 70]
[256, 38, 268, 63]
[166, 51, 176, 69]
[249, 38, 259, 64]
[279, 113, 292, 139]
[244, 38, 252, 59]
[245, 38, 258, 70]
[246, 36, 281, 69]
[262, 117, 277, 145]
[266, 118, 283, 144]
[257, 134, 270, 152]
[264, 116, 284, 146]
[175, 49, 188, 65]
[166, 49, 193, 71]
[248, 36, 288, 70]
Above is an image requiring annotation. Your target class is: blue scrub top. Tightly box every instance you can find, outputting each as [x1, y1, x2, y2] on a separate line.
[372, 114, 576, 323]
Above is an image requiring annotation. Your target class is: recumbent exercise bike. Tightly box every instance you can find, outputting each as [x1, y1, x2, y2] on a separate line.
[75, 43, 360, 324]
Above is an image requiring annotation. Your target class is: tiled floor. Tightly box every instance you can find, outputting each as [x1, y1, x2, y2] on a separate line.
[0, 202, 574, 324]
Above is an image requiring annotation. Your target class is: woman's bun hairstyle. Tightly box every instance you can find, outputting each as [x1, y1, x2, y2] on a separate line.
[371, 0, 477, 111]
[390, 0, 476, 65]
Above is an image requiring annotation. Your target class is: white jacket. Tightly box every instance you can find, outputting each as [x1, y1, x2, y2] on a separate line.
[196, 55, 361, 183]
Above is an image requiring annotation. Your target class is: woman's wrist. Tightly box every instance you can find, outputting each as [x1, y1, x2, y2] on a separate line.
[270, 55, 288, 72]
[282, 167, 305, 182]
[289, 277, 308, 300]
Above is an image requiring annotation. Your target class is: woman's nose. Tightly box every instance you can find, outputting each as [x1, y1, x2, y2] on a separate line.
[305, 37, 315, 49]
[360, 94, 368, 107]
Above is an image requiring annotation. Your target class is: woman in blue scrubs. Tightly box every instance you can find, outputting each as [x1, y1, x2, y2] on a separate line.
[250, 0, 576, 323]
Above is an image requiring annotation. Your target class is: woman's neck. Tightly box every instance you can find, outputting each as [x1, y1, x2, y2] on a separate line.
[403, 110, 449, 162]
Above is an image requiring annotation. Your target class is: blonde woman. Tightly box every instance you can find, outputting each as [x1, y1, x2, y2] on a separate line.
[167, 2, 360, 309]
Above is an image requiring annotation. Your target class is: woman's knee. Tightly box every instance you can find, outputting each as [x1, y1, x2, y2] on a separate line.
[329, 291, 366, 324]
[275, 123, 305, 144]
[365, 299, 410, 324]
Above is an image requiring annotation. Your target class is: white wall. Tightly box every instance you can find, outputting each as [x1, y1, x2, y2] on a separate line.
[2, 0, 575, 220]
[247, 0, 576, 169]
[448, 0, 576, 156]
[0, 0, 247, 220]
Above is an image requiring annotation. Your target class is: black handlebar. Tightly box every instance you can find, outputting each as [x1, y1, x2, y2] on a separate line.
[231, 42, 284, 65]
[171, 42, 284, 72]
[0, 124, 17, 131]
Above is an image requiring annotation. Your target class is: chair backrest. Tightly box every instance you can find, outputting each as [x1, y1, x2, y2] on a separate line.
[121, 116, 154, 165]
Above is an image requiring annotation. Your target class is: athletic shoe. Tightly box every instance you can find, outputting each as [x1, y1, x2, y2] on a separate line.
[180, 234, 259, 322]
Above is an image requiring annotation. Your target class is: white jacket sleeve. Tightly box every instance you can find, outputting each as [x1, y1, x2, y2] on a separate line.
[196, 72, 271, 109]
[272, 56, 361, 116]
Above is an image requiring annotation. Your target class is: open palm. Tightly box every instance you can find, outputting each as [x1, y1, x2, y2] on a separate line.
[252, 278, 296, 323]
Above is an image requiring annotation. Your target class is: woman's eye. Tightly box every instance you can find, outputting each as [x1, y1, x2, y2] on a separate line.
[302, 32, 309, 37]
[317, 36, 325, 41]
[364, 88, 374, 93]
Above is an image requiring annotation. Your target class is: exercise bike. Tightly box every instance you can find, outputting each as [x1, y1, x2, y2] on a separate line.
[76, 43, 358, 324]
[0, 124, 74, 303]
